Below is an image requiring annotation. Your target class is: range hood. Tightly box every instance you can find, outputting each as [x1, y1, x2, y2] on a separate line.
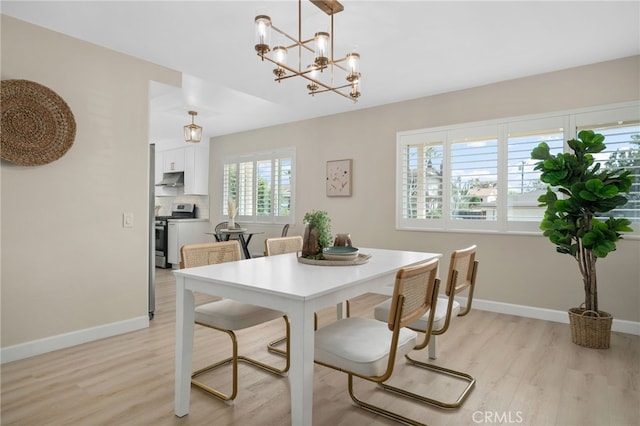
[155, 171, 184, 187]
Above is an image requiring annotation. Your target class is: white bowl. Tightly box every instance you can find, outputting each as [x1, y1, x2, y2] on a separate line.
[323, 246, 359, 261]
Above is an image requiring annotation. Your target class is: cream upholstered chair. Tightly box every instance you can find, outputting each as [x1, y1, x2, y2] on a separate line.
[263, 236, 303, 356]
[373, 244, 478, 409]
[180, 241, 290, 402]
[314, 258, 440, 426]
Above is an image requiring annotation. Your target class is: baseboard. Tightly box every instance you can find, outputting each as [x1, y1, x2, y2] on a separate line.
[2, 299, 638, 364]
[461, 297, 640, 336]
[0, 315, 149, 364]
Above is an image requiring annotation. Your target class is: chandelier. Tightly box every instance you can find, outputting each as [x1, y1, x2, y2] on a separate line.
[254, 0, 361, 102]
[183, 111, 202, 143]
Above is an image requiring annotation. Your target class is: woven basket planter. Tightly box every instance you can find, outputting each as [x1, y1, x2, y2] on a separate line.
[568, 307, 612, 349]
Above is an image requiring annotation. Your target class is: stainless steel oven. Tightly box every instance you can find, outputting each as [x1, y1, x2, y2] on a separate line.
[155, 218, 169, 268]
[155, 202, 197, 268]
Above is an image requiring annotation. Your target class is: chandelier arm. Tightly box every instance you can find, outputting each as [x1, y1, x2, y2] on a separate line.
[299, 0, 302, 78]
[332, 63, 348, 73]
[259, 54, 357, 102]
[293, 72, 355, 101]
[331, 57, 348, 67]
[311, 82, 354, 94]
[308, 86, 355, 102]
[330, 11, 335, 83]
[271, 24, 316, 55]
[275, 68, 325, 81]
[326, 82, 354, 91]
[285, 39, 316, 50]
[258, 54, 326, 76]
[265, 55, 341, 91]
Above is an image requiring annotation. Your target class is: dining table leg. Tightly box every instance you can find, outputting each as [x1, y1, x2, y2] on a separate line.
[174, 276, 195, 417]
[287, 303, 315, 425]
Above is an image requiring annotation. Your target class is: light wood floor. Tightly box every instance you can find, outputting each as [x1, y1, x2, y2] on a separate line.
[2, 267, 638, 426]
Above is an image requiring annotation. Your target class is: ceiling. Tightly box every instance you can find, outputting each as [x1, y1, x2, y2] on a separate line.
[3, 1, 639, 145]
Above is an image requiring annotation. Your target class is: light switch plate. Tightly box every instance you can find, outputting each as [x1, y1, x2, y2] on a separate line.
[123, 212, 134, 228]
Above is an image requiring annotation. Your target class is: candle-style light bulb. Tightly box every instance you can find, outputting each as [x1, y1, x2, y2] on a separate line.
[254, 15, 272, 56]
[314, 32, 330, 67]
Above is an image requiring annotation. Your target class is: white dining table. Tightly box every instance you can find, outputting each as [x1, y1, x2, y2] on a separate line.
[173, 247, 441, 425]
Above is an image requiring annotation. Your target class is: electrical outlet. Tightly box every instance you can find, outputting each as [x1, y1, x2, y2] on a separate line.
[123, 212, 134, 228]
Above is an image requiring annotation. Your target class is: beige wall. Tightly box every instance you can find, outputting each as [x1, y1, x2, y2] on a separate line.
[210, 56, 640, 323]
[1, 14, 637, 360]
[1, 16, 181, 349]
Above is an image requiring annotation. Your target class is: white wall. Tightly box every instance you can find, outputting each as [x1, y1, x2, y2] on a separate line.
[209, 56, 640, 324]
[1, 16, 181, 357]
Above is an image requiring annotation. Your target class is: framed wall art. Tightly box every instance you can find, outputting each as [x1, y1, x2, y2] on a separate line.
[326, 159, 352, 197]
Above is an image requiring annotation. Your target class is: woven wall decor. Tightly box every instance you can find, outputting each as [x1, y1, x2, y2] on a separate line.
[1, 79, 76, 166]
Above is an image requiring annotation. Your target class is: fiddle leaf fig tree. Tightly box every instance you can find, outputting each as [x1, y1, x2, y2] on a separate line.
[531, 130, 633, 313]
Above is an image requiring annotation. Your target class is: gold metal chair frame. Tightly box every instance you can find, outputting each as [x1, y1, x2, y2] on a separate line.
[181, 241, 291, 402]
[314, 259, 441, 426]
[381, 245, 479, 410]
[191, 318, 290, 402]
[267, 316, 316, 357]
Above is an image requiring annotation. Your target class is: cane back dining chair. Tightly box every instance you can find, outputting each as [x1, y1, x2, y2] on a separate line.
[265, 235, 303, 256]
[373, 244, 479, 409]
[314, 258, 441, 426]
[180, 240, 290, 402]
[263, 236, 304, 356]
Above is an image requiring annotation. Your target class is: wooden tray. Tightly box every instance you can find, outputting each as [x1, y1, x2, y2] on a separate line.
[297, 253, 371, 266]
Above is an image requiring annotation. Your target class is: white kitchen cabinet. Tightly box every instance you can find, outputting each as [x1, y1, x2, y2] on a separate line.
[163, 148, 185, 173]
[167, 220, 210, 267]
[154, 151, 177, 196]
[183, 143, 209, 195]
[156, 143, 209, 196]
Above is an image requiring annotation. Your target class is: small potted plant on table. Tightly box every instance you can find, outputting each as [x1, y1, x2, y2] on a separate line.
[531, 130, 633, 348]
[301, 210, 332, 259]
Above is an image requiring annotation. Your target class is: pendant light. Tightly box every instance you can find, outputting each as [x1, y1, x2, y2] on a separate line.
[184, 111, 202, 143]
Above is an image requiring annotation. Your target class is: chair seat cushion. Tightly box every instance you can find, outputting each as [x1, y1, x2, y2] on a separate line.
[315, 317, 417, 377]
[195, 299, 284, 330]
[373, 296, 460, 331]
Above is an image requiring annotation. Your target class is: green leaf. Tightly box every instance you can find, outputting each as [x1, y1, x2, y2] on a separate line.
[554, 199, 572, 212]
[607, 217, 633, 233]
[567, 138, 583, 153]
[531, 143, 550, 160]
[578, 189, 597, 201]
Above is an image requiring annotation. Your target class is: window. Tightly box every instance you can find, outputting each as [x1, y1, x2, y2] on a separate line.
[400, 132, 444, 221]
[396, 103, 639, 235]
[449, 126, 498, 227]
[223, 148, 294, 224]
[594, 124, 640, 224]
[574, 106, 640, 226]
[506, 117, 567, 230]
